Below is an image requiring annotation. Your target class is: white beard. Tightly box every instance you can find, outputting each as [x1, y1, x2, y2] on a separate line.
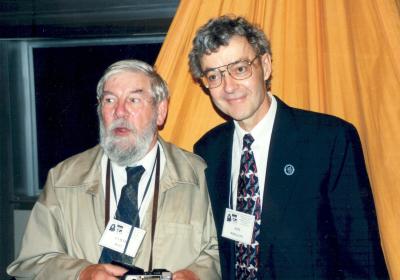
[99, 117, 157, 166]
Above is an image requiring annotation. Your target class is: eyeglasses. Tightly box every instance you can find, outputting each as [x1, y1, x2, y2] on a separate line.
[201, 55, 259, 89]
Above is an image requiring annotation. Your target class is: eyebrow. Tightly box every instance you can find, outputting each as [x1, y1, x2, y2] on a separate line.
[102, 88, 145, 95]
[203, 57, 248, 72]
[129, 89, 145, 94]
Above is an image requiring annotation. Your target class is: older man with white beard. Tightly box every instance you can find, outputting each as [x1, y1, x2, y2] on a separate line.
[7, 60, 221, 280]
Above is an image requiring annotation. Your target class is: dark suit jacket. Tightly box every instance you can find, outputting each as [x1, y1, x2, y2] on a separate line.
[194, 96, 388, 279]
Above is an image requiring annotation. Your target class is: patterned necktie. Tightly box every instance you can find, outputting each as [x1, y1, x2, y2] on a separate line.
[99, 165, 145, 264]
[235, 134, 261, 279]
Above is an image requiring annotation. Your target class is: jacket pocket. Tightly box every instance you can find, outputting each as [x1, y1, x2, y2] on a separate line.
[154, 222, 201, 271]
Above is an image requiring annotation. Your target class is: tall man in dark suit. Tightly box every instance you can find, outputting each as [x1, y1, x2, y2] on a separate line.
[189, 15, 388, 279]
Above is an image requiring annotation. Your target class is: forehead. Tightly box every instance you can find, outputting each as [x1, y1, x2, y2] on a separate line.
[104, 70, 151, 92]
[200, 35, 256, 70]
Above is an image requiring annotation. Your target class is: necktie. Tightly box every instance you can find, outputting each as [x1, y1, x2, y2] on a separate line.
[99, 165, 145, 264]
[235, 134, 261, 279]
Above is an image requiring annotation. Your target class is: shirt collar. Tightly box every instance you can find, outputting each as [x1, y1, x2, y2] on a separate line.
[101, 141, 159, 176]
[126, 142, 159, 172]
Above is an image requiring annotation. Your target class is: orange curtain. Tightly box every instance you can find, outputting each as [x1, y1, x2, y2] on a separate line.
[155, 0, 400, 278]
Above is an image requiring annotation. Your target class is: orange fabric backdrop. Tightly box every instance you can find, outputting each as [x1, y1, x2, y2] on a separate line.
[155, 0, 400, 278]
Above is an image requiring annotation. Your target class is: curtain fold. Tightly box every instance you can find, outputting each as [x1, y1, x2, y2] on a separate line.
[155, 0, 400, 278]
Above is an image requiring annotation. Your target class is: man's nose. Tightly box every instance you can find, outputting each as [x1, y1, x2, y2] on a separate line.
[114, 99, 128, 118]
[222, 71, 238, 93]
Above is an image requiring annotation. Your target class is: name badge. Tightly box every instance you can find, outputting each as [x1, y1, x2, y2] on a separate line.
[125, 227, 146, 257]
[99, 218, 146, 257]
[221, 208, 255, 245]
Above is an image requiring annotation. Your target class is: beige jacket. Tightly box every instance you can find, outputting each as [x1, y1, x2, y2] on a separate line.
[7, 139, 220, 280]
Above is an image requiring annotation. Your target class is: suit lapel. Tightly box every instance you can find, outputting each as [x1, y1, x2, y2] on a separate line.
[205, 122, 234, 228]
[259, 97, 302, 273]
[203, 123, 236, 279]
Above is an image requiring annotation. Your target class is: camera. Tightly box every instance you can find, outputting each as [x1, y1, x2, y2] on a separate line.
[122, 269, 172, 280]
[111, 261, 172, 280]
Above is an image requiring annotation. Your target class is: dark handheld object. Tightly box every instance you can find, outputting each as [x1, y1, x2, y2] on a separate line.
[111, 261, 172, 280]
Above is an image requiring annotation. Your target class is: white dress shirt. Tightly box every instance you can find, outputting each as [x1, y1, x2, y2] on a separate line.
[230, 92, 277, 210]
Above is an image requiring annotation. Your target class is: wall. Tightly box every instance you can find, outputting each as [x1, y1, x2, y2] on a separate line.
[0, 0, 179, 38]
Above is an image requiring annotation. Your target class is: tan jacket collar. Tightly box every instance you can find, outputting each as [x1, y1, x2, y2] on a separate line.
[56, 138, 201, 196]
[156, 137, 201, 192]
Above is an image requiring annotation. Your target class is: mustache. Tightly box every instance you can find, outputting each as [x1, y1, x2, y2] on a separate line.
[108, 119, 135, 132]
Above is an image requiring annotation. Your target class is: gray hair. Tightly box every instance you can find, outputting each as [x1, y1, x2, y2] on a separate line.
[189, 15, 272, 89]
[96, 59, 169, 104]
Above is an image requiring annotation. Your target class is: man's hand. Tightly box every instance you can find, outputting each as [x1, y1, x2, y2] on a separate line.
[79, 263, 128, 280]
[173, 269, 200, 280]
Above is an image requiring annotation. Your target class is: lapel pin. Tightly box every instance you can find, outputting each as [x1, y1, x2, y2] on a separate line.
[284, 164, 295, 176]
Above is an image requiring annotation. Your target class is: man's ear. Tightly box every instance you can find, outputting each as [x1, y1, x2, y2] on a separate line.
[156, 99, 168, 126]
[260, 53, 272, 81]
